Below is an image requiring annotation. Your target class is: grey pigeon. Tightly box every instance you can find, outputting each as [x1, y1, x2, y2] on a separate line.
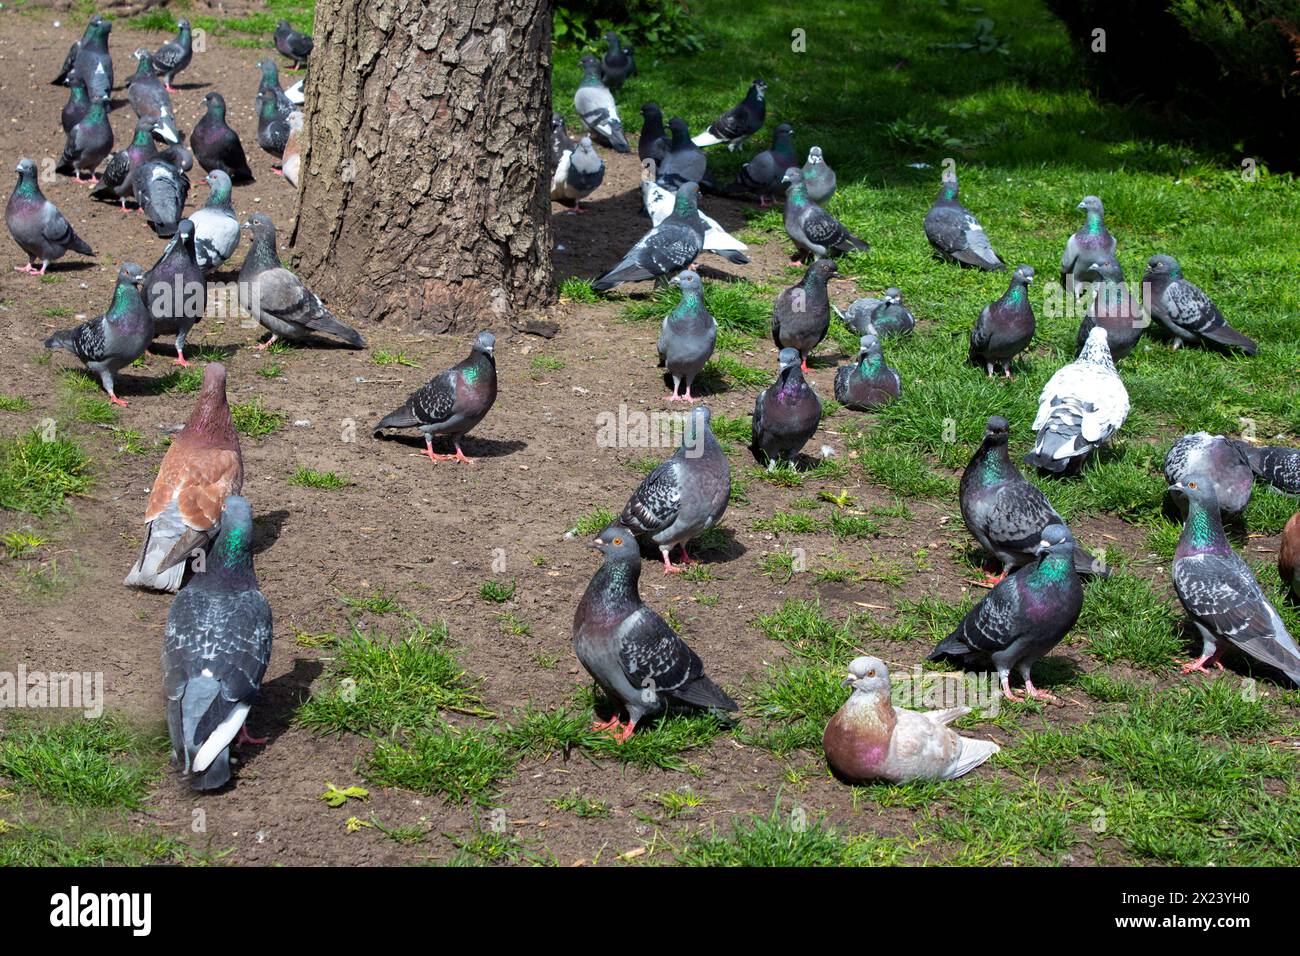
[157, 143, 194, 174]
[619, 404, 730, 572]
[61, 73, 91, 134]
[56, 93, 114, 183]
[928, 524, 1084, 702]
[657, 271, 716, 402]
[1073, 257, 1142, 361]
[574, 55, 630, 153]
[640, 180, 748, 264]
[1164, 432, 1255, 522]
[256, 91, 291, 160]
[256, 59, 296, 119]
[551, 135, 604, 213]
[127, 51, 182, 145]
[1169, 477, 1300, 685]
[1025, 327, 1129, 475]
[729, 123, 796, 206]
[599, 31, 637, 92]
[163, 495, 273, 791]
[771, 258, 836, 371]
[72, 16, 113, 101]
[593, 182, 705, 290]
[189, 170, 241, 274]
[824, 656, 999, 783]
[800, 146, 836, 204]
[550, 113, 577, 167]
[970, 264, 1035, 377]
[656, 117, 711, 190]
[192, 93, 255, 184]
[1060, 195, 1116, 295]
[781, 168, 868, 262]
[692, 79, 766, 150]
[131, 156, 190, 238]
[638, 103, 669, 168]
[44, 263, 152, 405]
[833, 334, 900, 411]
[6, 159, 93, 274]
[751, 348, 822, 468]
[239, 214, 366, 349]
[54, 15, 104, 87]
[923, 176, 1004, 271]
[573, 523, 738, 743]
[373, 331, 497, 463]
[90, 116, 163, 210]
[961, 415, 1106, 580]
[1143, 254, 1257, 355]
[151, 19, 193, 92]
[840, 287, 914, 339]
[1231, 442, 1300, 496]
[274, 19, 314, 69]
[144, 219, 206, 366]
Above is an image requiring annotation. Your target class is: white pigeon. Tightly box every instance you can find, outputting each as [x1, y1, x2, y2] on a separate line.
[1025, 326, 1129, 475]
[641, 180, 748, 265]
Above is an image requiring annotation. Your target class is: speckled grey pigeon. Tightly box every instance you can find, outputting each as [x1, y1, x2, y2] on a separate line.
[800, 146, 836, 204]
[151, 19, 193, 92]
[961, 415, 1105, 581]
[923, 176, 1004, 271]
[1231, 442, 1300, 496]
[6, 159, 93, 274]
[573, 524, 738, 743]
[192, 93, 255, 184]
[618, 404, 730, 572]
[256, 92, 291, 160]
[657, 271, 716, 402]
[574, 55, 630, 153]
[781, 168, 868, 263]
[53, 15, 103, 87]
[834, 334, 900, 411]
[131, 156, 190, 238]
[656, 117, 711, 190]
[1025, 327, 1129, 475]
[256, 59, 296, 120]
[61, 73, 91, 134]
[1143, 254, 1257, 355]
[90, 116, 163, 210]
[163, 495, 273, 791]
[970, 264, 1035, 377]
[373, 331, 496, 463]
[127, 51, 182, 145]
[751, 348, 822, 468]
[641, 180, 748, 264]
[928, 524, 1083, 701]
[840, 287, 914, 339]
[56, 93, 113, 183]
[144, 219, 206, 366]
[1169, 477, 1300, 685]
[551, 135, 604, 213]
[1060, 195, 1116, 295]
[598, 31, 637, 92]
[693, 79, 766, 150]
[729, 123, 796, 206]
[239, 214, 365, 349]
[1073, 258, 1142, 361]
[772, 258, 836, 371]
[593, 182, 704, 290]
[274, 19, 313, 69]
[1164, 432, 1254, 522]
[72, 16, 113, 101]
[638, 103, 669, 168]
[44, 263, 152, 406]
[189, 171, 241, 274]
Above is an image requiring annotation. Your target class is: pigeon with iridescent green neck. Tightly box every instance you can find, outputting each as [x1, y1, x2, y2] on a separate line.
[256, 92, 292, 161]
[730, 124, 796, 206]
[54, 15, 104, 87]
[7, 159, 93, 274]
[144, 219, 206, 366]
[692, 79, 766, 150]
[657, 271, 716, 402]
[1073, 258, 1142, 361]
[56, 93, 113, 184]
[62, 73, 91, 134]
[127, 51, 182, 145]
[44, 264, 151, 406]
[151, 19, 193, 92]
[781, 168, 868, 263]
[593, 182, 704, 290]
[1060, 195, 1116, 296]
[1143, 254, 1257, 355]
[840, 287, 914, 339]
[72, 16, 113, 100]
[833, 334, 899, 411]
[255, 59, 296, 121]
[970, 265, 1035, 377]
[641, 180, 748, 264]
[574, 55, 630, 153]
[91, 116, 163, 209]
[924, 176, 1004, 271]
[771, 259, 835, 372]
[800, 146, 836, 204]
[1164, 432, 1254, 522]
[192, 93, 255, 184]
[751, 348, 821, 468]
[189, 171, 241, 274]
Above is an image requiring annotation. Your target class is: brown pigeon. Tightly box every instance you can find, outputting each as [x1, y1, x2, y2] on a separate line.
[1281, 513, 1300, 604]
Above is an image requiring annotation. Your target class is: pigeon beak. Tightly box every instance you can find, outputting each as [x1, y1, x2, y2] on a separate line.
[1166, 483, 1184, 494]
[840, 676, 855, 688]
[1077, 201, 1086, 209]
[1033, 539, 1052, 557]
[588, 538, 604, 551]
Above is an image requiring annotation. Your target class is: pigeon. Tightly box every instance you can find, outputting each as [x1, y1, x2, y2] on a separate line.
[1060, 195, 1117, 295]
[839, 287, 915, 339]
[53, 15, 104, 87]
[6, 159, 94, 274]
[551, 134, 604, 213]
[781, 168, 868, 262]
[970, 264, 1036, 377]
[1073, 258, 1142, 361]
[1231, 442, 1300, 496]
[282, 112, 304, 187]
[143, 219, 206, 366]
[729, 123, 796, 206]
[573, 523, 738, 742]
[1025, 327, 1129, 475]
[43, 263, 152, 406]
[640, 180, 748, 264]
[692, 79, 766, 150]
[89, 116, 163, 210]
[771, 258, 836, 371]
[163, 495, 273, 791]
[238, 214, 366, 349]
[274, 19, 314, 69]
[833, 334, 900, 411]
[373, 331, 497, 463]
[56, 93, 114, 184]
[928, 524, 1084, 702]
[191, 93, 256, 184]
[656, 117, 711, 190]
[256, 92, 293, 161]
[961, 415, 1106, 581]
[127, 51, 182, 145]
[800, 146, 836, 204]
[1143, 254, 1257, 355]
[256, 60, 297, 119]
[61, 73, 91, 134]
[751, 348, 822, 468]
[598, 31, 637, 92]
[1164, 432, 1254, 522]
[823, 656, 1000, 783]
[151, 19, 193, 92]
[1168, 477, 1300, 685]
[550, 113, 576, 166]
[923, 176, 1004, 271]
[189, 171, 241, 274]
[593, 182, 705, 291]
[657, 271, 716, 402]
[72, 16, 113, 101]
[284, 78, 305, 106]
[157, 143, 194, 174]
[125, 363, 243, 592]
[1280, 512, 1300, 603]
[131, 156, 190, 238]
[574, 55, 630, 153]
[618, 404, 730, 572]
[637, 103, 669, 168]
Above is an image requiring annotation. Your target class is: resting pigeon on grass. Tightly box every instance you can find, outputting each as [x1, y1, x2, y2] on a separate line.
[1073, 258, 1142, 361]
[728, 123, 796, 206]
[54, 15, 103, 87]
[656, 117, 711, 190]
[751, 348, 821, 468]
[256, 60, 296, 120]
[1164, 432, 1254, 522]
[574, 523, 738, 743]
[970, 264, 1035, 378]
[127, 51, 182, 145]
[923, 176, 1004, 271]
[641, 180, 748, 264]
[574, 55, 630, 153]
[72, 16, 113, 100]
[1169, 477, 1300, 685]
[823, 656, 1000, 783]
[131, 156, 190, 238]
[126, 363, 243, 592]
[593, 182, 705, 291]
[56, 93, 113, 184]
[274, 19, 313, 69]
[833, 334, 900, 411]
[1143, 254, 1257, 355]
[239, 214, 365, 349]
[772, 259, 836, 371]
[1025, 327, 1129, 476]
[1231, 442, 1300, 496]
[1281, 513, 1300, 603]
[928, 524, 1083, 702]
[373, 331, 497, 463]
[44, 263, 151, 406]
[657, 271, 716, 402]
[598, 31, 637, 92]
[6, 159, 93, 274]
[619, 404, 730, 572]
[61, 74, 91, 134]
[840, 287, 914, 339]
[91, 116, 170, 211]
[1060, 195, 1117, 296]
[163, 495, 273, 791]
[800, 146, 836, 204]
[189, 171, 240, 274]
[144, 219, 206, 366]
[551, 133, 604, 213]
[192, 93, 255, 184]
[692, 79, 766, 150]
[781, 168, 868, 262]
[638, 103, 669, 168]
[150, 19, 193, 92]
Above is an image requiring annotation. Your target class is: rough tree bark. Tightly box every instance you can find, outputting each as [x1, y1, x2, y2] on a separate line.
[290, 0, 555, 332]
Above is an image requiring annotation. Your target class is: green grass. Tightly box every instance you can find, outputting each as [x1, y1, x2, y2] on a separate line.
[675, 803, 907, 866]
[364, 721, 514, 805]
[0, 429, 92, 516]
[230, 398, 285, 437]
[549, 790, 612, 818]
[0, 816, 192, 866]
[289, 467, 351, 490]
[373, 350, 421, 368]
[571, 507, 616, 536]
[0, 717, 162, 810]
[478, 578, 517, 603]
[0, 395, 30, 412]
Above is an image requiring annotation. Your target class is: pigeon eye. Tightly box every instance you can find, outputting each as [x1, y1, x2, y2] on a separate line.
[1188, 481, 1197, 489]
[613, 537, 623, 546]
[866, 670, 875, 677]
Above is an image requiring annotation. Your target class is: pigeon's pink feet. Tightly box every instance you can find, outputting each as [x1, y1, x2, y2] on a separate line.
[452, 446, 476, 464]
[611, 721, 636, 744]
[758, 196, 772, 208]
[108, 395, 129, 407]
[1180, 654, 1224, 675]
[173, 355, 191, 367]
[14, 264, 40, 275]
[273, 168, 284, 176]
[591, 716, 622, 732]
[800, 358, 810, 373]
[165, 84, 179, 94]
[1023, 680, 1059, 703]
[662, 557, 687, 574]
[422, 444, 454, 463]
[236, 725, 268, 746]
[1000, 676, 1023, 702]
[253, 336, 278, 351]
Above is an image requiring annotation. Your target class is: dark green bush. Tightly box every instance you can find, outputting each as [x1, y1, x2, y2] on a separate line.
[554, 0, 704, 54]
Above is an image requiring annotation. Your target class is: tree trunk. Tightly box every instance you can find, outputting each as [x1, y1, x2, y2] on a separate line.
[290, 0, 555, 333]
